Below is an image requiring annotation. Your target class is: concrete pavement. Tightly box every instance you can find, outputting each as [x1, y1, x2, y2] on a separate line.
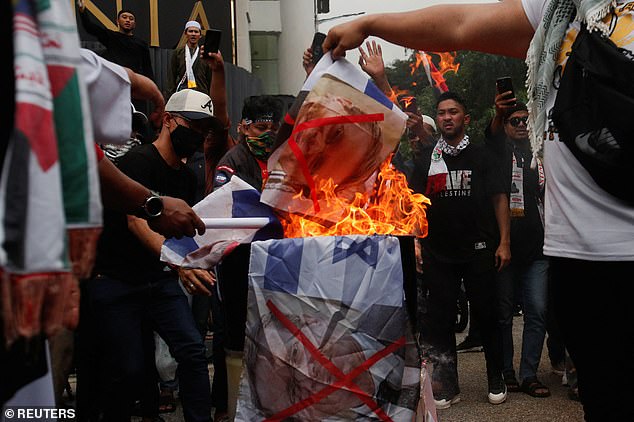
[151, 316, 584, 421]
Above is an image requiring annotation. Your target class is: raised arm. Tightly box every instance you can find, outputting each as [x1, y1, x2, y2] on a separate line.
[358, 40, 393, 98]
[77, 2, 111, 46]
[124, 67, 164, 128]
[203, 50, 230, 128]
[324, 0, 534, 60]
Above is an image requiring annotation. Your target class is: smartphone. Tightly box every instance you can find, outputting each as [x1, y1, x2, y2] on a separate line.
[204, 29, 222, 56]
[496, 76, 516, 104]
[311, 32, 327, 64]
[399, 96, 418, 114]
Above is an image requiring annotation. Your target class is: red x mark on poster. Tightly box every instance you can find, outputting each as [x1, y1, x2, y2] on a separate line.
[264, 300, 406, 422]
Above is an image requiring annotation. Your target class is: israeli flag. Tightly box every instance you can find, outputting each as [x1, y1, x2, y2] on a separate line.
[160, 176, 283, 269]
[237, 235, 420, 421]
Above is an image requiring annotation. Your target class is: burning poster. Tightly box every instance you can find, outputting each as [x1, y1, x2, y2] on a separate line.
[262, 53, 407, 220]
[236, 235, 420, 421]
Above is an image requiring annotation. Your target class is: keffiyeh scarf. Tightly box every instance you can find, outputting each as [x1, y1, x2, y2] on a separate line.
[525, 0, 615, 164]
[426, 135, 470, 196]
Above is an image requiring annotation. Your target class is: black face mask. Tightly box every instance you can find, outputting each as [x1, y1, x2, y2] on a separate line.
[170, 124, 204, 158]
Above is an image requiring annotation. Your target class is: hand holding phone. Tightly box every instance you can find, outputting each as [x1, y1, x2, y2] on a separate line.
[496, 76, 516, 105]
[311, 32, 327, 64]
[203, 29, 222, 58]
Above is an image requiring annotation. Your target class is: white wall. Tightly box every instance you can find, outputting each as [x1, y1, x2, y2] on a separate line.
[235, 0, 252, 71]
[249, 1, 282, 32]
[278, 0, 315, 95]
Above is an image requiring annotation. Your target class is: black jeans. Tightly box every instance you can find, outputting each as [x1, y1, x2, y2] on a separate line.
[550, 258, 634, 422]
[419, 251, 503, 399]
[79, 274, 211, 422]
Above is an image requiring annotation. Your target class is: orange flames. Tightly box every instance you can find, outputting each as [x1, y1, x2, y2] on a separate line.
[388, 86, 412, 104]
[400, 96, 416, 109]
[410, 51, 461, 91]
[279, 158, 431, 238]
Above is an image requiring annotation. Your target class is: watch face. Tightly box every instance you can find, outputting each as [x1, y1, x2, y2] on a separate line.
[145, 196, 163, 217]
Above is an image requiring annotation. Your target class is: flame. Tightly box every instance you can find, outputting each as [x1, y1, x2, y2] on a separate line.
[432, 52, 461, 75]
[401, 96, 415, 110]
[388, 86, 411, 104]
[409, 51, 460, 92]
[279, 158, 431, 238]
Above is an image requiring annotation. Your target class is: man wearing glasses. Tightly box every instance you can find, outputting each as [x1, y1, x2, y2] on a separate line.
[486, 94, 550, 399]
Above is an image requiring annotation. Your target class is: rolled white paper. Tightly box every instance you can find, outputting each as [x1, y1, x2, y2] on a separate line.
[202, 217, 269, 229]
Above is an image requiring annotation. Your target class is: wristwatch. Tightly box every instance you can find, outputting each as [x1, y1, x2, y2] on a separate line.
[140, 192, 164, 219]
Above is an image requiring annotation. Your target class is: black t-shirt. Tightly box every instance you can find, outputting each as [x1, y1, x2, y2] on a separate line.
[410, 142, 507, 263]
[80, 12, 154, 80]
[95, 144, 196, 283]
[485, 125, 545, 262]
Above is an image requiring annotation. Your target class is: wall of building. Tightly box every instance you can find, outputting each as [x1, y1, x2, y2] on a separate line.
[278, 0, 315, 96]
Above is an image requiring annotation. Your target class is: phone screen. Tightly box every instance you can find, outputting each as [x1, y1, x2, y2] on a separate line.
[496, 76, 516, 105]
[204, 29, 222, 55]
[311, 32, 327, 64]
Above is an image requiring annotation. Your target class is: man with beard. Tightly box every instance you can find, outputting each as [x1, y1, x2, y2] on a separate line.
[166, 21, 212, 97]
[80, 89, 216, 422]
[408, 92, 511, 409]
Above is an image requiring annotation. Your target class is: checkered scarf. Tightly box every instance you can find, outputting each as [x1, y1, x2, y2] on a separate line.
[526, 0, 615, 164]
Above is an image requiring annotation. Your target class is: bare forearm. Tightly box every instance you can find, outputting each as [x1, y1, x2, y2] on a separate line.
[210, 65, 230, 127]
[125, 68, 163, 104]
[492, 193, 511, 247]
[128, 215, 165, 256]
[353, 2, 533, 59]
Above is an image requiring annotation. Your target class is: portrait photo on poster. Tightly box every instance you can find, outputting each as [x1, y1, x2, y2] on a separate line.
[262, 73, 405, 220]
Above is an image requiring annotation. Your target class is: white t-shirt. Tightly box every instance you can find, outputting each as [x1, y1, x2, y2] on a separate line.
[80, 48, 132, 145]
[522, 0, 634, 261]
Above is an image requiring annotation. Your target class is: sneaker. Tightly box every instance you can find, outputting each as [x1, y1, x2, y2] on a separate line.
[434, 395, 461, 410]
[456, 337, 483, 353]
[488, 380, 508, 405]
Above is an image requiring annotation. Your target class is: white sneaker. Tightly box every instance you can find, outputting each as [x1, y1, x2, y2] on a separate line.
[434, 395, 461, 410]
[488, 384, 508, 405]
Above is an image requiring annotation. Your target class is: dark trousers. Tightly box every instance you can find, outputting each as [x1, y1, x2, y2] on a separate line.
[79, 274, 211, 422]
[419, 251, 503, 399]
[217, 244, 251, 352]
[191, 283, 228, 414]
[550, 258, 634, 422]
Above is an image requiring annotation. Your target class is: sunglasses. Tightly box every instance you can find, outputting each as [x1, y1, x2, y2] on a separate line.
[507, 116, 528, 127]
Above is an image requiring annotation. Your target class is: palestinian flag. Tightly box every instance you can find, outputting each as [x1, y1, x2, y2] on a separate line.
[1, 0, 101, 348]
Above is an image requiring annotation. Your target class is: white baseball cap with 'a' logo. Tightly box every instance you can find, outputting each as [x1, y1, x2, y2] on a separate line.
[165, 89, 214, 120]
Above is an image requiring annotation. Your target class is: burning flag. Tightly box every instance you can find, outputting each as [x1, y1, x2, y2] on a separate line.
[236, 235, 420, 421]
[411, 51, 460, 97]
[160, 176, 283, 269]
[262, 52, 407, 219]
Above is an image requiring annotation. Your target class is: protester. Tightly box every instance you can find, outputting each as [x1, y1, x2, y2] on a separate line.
[406, 92, 510, 408]
[210, 95, 283, 419]
[324, 0, 634, 419]
[166, 21, 212, 98]
[80, 89, 216, 422]
[486, 96, 550, 397]
[3, 1, 204, 409]
[77, 0, 154, 81]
